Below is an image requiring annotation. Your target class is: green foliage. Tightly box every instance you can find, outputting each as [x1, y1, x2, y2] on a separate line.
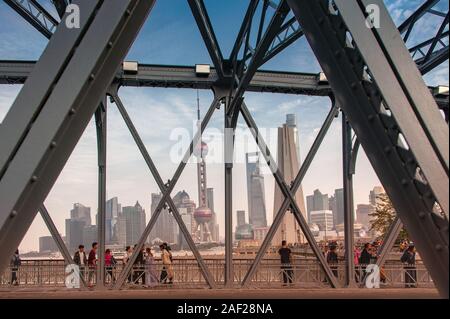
[369, 193, 408, 241]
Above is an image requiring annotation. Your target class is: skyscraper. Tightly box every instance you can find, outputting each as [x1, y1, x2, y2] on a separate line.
[369, 186, 385, 206]
[237, 210, 246, 227]
[122, 201, 146, 246]
[39, 236, 58, 253]
[273, 116, 307, 245]
[310, 210, 334, 232]
[356, 204, 372, 228]
[106, 197, 121, 244]
[206, 188, 219, 242]
[246, 153, 267, 228]
[306, 189, 330, 223]
[331, 188, 344, 227]
[65, 219, 85, 251]
[70, 203, 91, 226]
[82, 225, 98, 248]
[150, 193, 178, 244]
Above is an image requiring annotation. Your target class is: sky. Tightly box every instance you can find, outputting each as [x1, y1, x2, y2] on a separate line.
[0, 0, 448, 252]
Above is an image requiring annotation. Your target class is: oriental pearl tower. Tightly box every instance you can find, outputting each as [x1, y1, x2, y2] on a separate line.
[193, 90, 213, 243]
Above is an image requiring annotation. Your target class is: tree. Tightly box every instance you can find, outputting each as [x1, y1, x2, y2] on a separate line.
[369, 193, 408, 241]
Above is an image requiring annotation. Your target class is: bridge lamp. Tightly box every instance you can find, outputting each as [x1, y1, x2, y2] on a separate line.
[195, 64, 210, 77]
[123, 61, 138, 74]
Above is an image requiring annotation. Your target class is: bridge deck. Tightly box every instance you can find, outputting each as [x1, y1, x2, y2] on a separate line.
[0, 288, 440, 299]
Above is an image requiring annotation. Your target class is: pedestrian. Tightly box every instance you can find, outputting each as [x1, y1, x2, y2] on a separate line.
[105, 249, 116, 284]
[10, 249, 21, 286]
[144, 247, 158, 287]
[87, 242, 98, 287]
[327, 244, 339, 277]
[354, 246, 361, 282]
[401, 243, 417, 288]
[160, 243, 174, 284]
[132, 245, 146, 285]
[278, 240, 293, 286]
[73, 244, 87, 280]
[123, 246, 133, 283]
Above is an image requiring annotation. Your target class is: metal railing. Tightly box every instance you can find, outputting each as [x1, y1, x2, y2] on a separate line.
[0, 258, 434, 289]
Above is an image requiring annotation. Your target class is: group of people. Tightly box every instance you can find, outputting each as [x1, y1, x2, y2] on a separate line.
[277, 239, 417, 288]
[72, 242, 174, 288]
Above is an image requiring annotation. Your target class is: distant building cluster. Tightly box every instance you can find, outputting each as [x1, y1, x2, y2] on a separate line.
[38, 113, 387, 253]
[306, 186, 386, 240]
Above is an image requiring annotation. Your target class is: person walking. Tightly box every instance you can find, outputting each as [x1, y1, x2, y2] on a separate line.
[327, 244, 339, 277]
[10, 249, 21, 286]
[123, 246, 133, 283]
[160, 243, 174, 284]
[354, 246, 361, 283]
[133, 246, 146, 285]
[401, 243, 417, 288]
[73, 244, 87, 280]
[104, 249, 116, 284]
[144, 247, 158, 287]
[87, 242, 98, 287]
[278, 240, 293, 286]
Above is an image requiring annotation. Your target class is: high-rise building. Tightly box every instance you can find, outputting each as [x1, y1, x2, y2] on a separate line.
[106, 197, 121, 244]
[39, 236, 58, 253]
[273, 117, 307, 245]
[65, 219, 85, 251]
[178, 207, 192, 249]
[237, 210, 246, 227]
[206, 188, 219, 242]
[356, 204, 372, 228]
[82, 225, 98, 248]
[122, 201, 146, 246]
[369, 186, 385, 206]
[246, 153, 267, 228]
[306, 189, 329, 223]
[150, 193, 178, 244]
[310, 210, 334, 232]
[330, 188, 344, 227]
[113, 214, 127, 247]
[70, 203, 91, 226]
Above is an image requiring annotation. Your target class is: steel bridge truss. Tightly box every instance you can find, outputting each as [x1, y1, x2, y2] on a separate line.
[0, 0, 448, 296]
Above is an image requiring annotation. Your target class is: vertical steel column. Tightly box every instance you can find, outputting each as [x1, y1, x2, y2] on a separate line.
[95, 101, 107, 289]
[342, 113, 356, 287]
[224, 95, 240, 287]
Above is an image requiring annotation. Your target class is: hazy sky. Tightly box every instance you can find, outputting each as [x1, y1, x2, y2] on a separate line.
[0, 0, 448, 252]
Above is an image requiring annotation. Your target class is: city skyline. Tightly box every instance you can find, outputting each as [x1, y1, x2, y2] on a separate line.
[1, 0, 446, 253]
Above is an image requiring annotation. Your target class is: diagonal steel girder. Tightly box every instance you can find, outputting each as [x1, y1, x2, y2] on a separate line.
[109, 89, 218, 289]
[0, 0, 155, 274]
[4, 0, 59, 39]
[39, 204, 88, 289]
[398, 0, 441, 42]
[187, 0, 225, 79]
[241, 100, 340, 288]
[51, 0, 70, 18]
[227, 0, 290, 117]
[287, 0, 448, 297]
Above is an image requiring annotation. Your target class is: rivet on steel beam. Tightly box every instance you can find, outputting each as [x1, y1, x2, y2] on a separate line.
[30, 175, 38, 183]
[10, 210, 18, 218]
[107, 41, 113, 48]
[334, 50, 341, 58]
[89, 74, 95, 81]
[125, 9, 131, 16]
[69, 108, 76, 115]
[401, 179, 409, 187]
[351, 82, 358, 90]
[418, 212, 426, 219]
[50, 141, 57, 149]
[368, 114, 375, 122]
[384, 146, 392, 154]
[435, 244, 443, 252]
